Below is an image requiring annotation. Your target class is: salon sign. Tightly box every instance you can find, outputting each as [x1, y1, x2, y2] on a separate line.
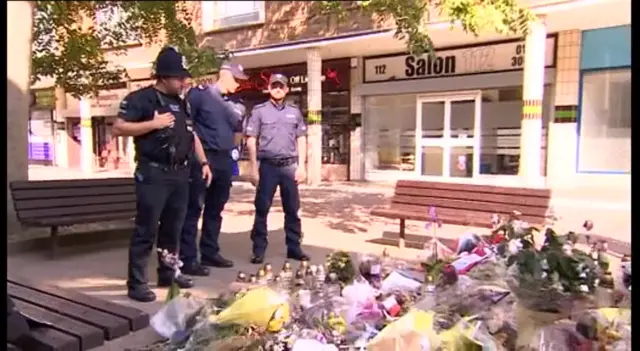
[363, 36, 556, 83]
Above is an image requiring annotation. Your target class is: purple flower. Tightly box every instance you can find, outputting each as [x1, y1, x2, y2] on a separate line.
[425, 206, 443, 229]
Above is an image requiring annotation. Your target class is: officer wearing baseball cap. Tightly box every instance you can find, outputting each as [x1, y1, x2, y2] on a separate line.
[178, 61, 248, 273]
[112, 46, 213, 302]
[245, 73, 309, 264]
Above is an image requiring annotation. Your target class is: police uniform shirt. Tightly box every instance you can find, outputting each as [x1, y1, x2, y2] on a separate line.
[186, 85, 243, 152]
[245, 100, 307, 160]
[118, 86, 194, 164]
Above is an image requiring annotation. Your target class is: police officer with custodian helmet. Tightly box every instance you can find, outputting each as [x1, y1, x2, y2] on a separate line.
[245, 73, 309, 264]
[178, 62, 247, 271]
[112, 46, 213, 303]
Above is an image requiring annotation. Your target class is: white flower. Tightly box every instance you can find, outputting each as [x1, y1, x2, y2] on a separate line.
[540, 259, 549, 270]
[579, 284, 589, 293]
[579, 272, 587, 279]
[541, 271, 548, 279]
[508, 239, 523, 255]
[621, 261, 632, 276]
[594, 278, 600, 286]
[562, 243, 574, 256]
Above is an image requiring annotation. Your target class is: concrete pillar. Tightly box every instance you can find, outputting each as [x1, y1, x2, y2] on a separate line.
[306, 48, 323, 185]
[518, 17, 547, 186]
[547, 30, 581, 187]
[349, 57, 364, 181]
[79, 97, 94, 174]
[7, 1, 33, 234]
[127, 136, 135, 166]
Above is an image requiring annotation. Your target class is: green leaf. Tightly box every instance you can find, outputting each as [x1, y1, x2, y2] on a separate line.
[316, 0, 535, 56]
[32, 1, 224, 99]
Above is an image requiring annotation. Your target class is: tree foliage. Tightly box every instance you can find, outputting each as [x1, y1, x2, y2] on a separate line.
[31, 1, 228, 99]
[317, 0, 534, 55]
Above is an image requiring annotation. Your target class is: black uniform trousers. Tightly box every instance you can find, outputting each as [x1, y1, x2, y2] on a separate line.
[251, 160, 303, 255]
[127, 162, 189, 288]
[198, 150, 233, 258]
[179, 159, 206, 265]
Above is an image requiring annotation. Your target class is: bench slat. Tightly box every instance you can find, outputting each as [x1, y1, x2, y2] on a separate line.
[12, 185, 136, 201]
[391, 194, 548, 217]
[18, 203, 137, 220]
[14, 299, 105, 350]
[8, 283, 130, 340]
[373, 204, 545, 225]
[10, 178, 134, 190]
[14, 194, 136, 211]
[397, 180, 551, 198]
[394, 187, 550, 207]
[23, 326, 80, 351]
[23, 212, 135, 227]
[9, 275, 150, 332]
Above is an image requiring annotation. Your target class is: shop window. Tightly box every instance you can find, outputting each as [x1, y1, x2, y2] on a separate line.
[578, 69, 631, 173]
[202, 1, 265, 32]
[364, 94, 417, 171]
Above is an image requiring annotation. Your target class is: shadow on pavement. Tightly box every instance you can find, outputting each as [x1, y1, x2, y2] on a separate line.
[226, 185, 390, 235]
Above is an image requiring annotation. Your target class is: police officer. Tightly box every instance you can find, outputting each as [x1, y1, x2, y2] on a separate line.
[112, 47, 213, 302]
[179, 62, 247, 270]
[245, 74, 310, 264]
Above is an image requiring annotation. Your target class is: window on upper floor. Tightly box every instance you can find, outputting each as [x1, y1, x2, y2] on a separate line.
[201, 1, 266, 32]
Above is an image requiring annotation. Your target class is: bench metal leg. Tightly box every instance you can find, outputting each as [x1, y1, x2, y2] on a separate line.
[50, 226, 59, 259]
[398, 219, 406, 249]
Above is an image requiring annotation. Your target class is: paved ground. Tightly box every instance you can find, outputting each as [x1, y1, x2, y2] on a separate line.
[9, 172, 629, 349]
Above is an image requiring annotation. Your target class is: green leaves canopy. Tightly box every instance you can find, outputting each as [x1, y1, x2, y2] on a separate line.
[31, 1, 227, 99]
[317, 0, 534, 56]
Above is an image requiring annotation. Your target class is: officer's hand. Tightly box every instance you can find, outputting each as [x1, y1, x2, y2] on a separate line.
[295, 167, 307, 184]
[202, 165, 213, 187]
[249, 169, 259, 187]
[152, 110, 175, 129]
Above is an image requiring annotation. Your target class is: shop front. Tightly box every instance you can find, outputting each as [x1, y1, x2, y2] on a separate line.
[359, 36, 558, 185]
[236, 59, 352, 180]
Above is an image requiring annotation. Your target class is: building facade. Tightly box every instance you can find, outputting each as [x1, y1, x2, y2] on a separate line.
[31, 0, 630, 196]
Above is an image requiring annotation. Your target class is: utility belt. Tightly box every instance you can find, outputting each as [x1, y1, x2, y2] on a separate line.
[260, 157, 297, 167]
[139, 158, 190, 172]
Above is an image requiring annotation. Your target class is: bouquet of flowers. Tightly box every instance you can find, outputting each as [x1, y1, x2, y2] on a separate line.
[324, 251, 357, 287]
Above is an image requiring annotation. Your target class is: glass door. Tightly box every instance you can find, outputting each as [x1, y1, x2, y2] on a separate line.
[414, 91, 482, 178]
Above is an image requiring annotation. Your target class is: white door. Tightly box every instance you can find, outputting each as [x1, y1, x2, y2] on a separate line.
[414, 91, 482, 178]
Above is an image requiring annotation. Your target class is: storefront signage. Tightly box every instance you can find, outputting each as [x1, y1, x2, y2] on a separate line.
[363, 36, 556, 83]
[90, 88, 129, 108]
[31, 88, 56, 109]
[237, 59, 351, 95]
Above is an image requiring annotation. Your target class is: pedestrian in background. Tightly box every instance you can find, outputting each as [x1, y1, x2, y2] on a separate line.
[245, 73, 309, 264]
[178, 62, 247, 271]
[112, 47, 212, 302]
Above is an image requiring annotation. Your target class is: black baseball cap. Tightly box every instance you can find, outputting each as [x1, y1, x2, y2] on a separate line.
[269, 73, 288, 86]
[154, 46, 191, 78]
[220, 62, 248, 80]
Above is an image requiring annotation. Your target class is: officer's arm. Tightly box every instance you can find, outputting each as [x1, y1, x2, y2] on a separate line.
[230, 101, 246, 146]
[193, 133, 208, 165]
[245, 107, 261, 171]
[295, 109, 308, 166]
[112, 94, 157, 137]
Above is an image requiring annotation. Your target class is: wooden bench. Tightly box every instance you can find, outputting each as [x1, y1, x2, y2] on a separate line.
[10, 178, 136, 258]
[7, 274, 150, 351]
[371, 180, 551, 247]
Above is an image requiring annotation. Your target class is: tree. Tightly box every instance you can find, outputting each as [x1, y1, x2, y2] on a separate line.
[317, 0, 534, 56]
[31, 1, 228, 99]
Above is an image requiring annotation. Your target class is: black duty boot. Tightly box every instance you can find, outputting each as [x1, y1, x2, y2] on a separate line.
[158, 275, 194, 289]
[287, 249, 310, 261]
[201, 254, 234, 268]
[250, 254, 265, 264]
[127, 285, 157, 303]
[181, 262, 210, 277]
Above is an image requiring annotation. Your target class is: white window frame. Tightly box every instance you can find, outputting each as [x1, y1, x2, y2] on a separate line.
[201, 1, 266, 32]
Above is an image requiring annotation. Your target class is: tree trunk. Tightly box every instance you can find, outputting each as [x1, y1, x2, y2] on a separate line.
[7, 1, 33, 235]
